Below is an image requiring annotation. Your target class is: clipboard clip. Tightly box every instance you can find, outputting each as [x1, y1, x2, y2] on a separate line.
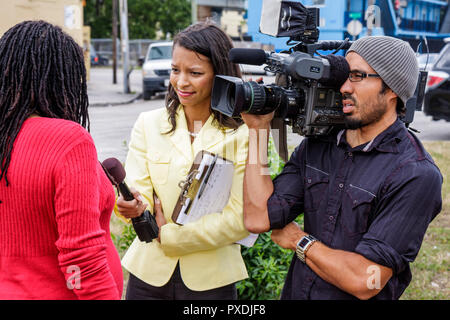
[177, 169, 199, 205]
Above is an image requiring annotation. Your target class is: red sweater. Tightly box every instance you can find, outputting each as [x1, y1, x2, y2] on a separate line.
[0, 117, 122, 299]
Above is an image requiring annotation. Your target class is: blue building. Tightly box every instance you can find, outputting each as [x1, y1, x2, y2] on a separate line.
[246, 0, 450, 52]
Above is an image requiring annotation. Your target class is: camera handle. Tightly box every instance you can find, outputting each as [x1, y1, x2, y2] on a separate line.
[271, 118, 288, 163]
[271, 73, 289, 163]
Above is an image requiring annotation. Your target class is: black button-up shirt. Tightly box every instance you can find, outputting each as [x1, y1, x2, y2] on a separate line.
[268, 119, 442, 300]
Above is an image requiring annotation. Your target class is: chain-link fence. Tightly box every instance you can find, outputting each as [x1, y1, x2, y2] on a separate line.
[91, 38, 274, 67]
[91, 38, 157, 66]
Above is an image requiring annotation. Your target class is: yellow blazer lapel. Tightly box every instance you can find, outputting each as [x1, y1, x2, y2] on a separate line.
[159, 106, 194, 163]
[196, 115, 226, 152]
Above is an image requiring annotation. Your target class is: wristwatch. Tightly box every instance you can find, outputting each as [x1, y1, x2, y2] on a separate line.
[296, 234, 318, 263]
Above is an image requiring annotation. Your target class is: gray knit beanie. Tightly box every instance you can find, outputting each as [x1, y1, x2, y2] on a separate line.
[347, 36, 419, 106]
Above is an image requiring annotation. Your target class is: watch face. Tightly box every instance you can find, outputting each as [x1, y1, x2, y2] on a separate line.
[299, 238, 309, 248]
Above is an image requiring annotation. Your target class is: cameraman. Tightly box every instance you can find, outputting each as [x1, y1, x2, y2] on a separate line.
[241, 36, 442, 300]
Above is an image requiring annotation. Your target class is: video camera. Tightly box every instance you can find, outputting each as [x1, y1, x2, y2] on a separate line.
[211, 0, 352, 137]
[211, 0, 428, 142]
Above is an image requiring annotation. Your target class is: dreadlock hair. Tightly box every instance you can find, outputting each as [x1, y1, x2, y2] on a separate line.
[164, 20, 243, 134]
[0, 20, 89, 186]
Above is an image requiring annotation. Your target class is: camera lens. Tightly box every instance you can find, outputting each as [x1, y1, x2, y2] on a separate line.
[211, 75, 306, 118]
[212, 75, 278, 117]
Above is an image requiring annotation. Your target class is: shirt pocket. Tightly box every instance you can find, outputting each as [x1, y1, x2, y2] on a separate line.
[341, 184, 376, 236]
[304, 165, 329, 212]
[146, 152, 171, 185]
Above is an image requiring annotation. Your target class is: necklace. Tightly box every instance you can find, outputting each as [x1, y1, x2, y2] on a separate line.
[188, 131, 198, 137]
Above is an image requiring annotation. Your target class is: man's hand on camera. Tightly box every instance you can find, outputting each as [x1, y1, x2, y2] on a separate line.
[240, 111, 275, 130]
[116, 186, 148, 219]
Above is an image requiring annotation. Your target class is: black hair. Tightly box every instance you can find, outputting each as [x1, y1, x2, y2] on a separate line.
[0, 20, 89, 185]
[380, 80, 404, 115]
[164, 21, 242, 134]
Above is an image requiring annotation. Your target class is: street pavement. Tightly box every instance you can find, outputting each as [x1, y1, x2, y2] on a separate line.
[87, 67, 450, 163]
[88, 67, 143, 106]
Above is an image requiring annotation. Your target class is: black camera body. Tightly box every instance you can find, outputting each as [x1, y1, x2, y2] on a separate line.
[211, 1, 352, 137]
[131, 209, 159, 243]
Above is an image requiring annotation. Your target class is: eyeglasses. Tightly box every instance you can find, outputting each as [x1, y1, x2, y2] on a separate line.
[348, 70, 381, 82]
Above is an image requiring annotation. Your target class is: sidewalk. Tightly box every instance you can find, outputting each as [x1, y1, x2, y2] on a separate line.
[87, 67, 143, 106]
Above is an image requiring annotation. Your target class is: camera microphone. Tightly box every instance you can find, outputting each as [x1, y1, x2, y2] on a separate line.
[230, 47, 349, 88]
[102, 157, 159, 243]
[229, 48, 267, 65]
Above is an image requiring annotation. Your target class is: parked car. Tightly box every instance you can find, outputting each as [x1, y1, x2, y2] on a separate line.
[416, 53, 439, 71]
[90, 44, 109, 66]
[141, 41, 172, 100]
[423, 42, 450, 121]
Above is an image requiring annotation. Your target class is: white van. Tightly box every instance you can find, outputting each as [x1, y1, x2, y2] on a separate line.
[142, 41, 173, 100]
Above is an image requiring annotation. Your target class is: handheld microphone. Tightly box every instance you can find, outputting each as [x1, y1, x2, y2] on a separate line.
[102, 157, 159, 243]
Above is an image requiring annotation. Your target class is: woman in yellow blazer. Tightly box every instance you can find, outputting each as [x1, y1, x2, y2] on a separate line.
[116, 21, 251, 299]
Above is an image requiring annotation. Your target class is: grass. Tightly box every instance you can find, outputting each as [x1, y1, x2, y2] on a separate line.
[110, 141, 450, 300]
[400, 141, 450, 300]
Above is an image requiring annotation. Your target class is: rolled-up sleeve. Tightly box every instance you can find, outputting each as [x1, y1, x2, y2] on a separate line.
[268, 141, 306, 230]
[355, 160, 442, 274]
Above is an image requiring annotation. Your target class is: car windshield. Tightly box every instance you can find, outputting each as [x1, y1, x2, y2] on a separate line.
[434, 45, 450, 70]
[148, 45, 172, 60]
[417, 53, 438, 66]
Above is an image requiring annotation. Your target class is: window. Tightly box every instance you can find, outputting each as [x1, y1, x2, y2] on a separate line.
[148, 46, 172, 60]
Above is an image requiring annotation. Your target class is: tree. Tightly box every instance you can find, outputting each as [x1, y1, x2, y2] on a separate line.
[84, 0, 191, 39]
[84, 0, 113, 38]
[158, 0, 192, 39]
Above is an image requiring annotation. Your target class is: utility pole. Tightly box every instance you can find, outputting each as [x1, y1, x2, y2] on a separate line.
[112, 0, 118, 84]
[366, 0, 376, 36]
[119, 0, 130, 93]
[191, 0, 197, 24]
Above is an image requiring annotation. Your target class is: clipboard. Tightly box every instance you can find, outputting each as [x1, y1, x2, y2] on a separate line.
[171, 150, 258, 247]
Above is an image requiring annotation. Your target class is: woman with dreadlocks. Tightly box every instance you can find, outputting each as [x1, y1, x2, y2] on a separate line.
[0, 21, 122, 299]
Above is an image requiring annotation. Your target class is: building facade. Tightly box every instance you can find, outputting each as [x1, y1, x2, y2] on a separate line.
[0, 0, 85, 45]
[195, 0, 248, 38]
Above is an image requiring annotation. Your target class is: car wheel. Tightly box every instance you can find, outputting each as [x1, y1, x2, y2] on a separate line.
[143, 90, 153, 100]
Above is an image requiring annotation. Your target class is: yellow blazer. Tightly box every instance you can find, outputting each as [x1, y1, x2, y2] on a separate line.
[121, 106, 250, 291]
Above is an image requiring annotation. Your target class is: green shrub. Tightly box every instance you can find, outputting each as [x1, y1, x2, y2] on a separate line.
[111, 223, 136, 256]
[236, 137, 302, 300]
[236, 231, 293, 299]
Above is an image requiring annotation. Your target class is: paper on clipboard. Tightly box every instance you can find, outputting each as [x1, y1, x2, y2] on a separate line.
[172, 151, 258, 247]
[176, 153, 233, 225]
